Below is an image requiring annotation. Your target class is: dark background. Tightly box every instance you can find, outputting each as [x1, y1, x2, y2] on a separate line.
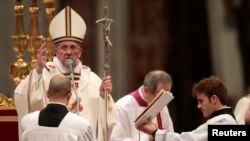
[58, 0, 250, 133]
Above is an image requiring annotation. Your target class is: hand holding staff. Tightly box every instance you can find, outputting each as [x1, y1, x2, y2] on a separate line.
[96, 6, 114, 141]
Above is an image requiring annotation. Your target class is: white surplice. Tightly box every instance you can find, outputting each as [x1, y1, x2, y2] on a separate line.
[110, 87, 174, 141]
[21, 111, 96, 141]
[14, 57, 115, 141]
[155, 109, 237, 141]
[234, 95, 250, 124]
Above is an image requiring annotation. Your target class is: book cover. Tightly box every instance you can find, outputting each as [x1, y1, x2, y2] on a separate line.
[134, 89, 174, 127]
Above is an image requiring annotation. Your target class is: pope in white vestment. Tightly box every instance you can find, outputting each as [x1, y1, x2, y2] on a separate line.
[14, 6, 115, 141]
[15, 58, 115, 140]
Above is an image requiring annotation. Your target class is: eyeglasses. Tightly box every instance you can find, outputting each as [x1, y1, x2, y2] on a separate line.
[57, 46, 80, 53]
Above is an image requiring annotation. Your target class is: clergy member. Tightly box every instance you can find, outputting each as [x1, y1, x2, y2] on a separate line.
[14, 6, 115, 141]
[137, 76, 237, 141]
[21, 74, 96, 141]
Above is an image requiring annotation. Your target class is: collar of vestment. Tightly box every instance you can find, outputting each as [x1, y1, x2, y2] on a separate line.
[39, 103, 69, 127]
[130, 88, 148, 107]
[48, 102, 67, 107]
[210, 107, 236, 121]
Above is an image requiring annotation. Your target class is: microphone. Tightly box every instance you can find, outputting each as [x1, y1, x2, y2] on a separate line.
[66, 59, 74, 73]
[66, 58, 79, 115]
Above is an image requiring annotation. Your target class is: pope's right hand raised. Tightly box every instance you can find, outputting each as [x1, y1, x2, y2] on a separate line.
[36, 42, 48, 74]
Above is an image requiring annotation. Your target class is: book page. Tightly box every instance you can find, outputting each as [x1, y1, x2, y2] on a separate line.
[134, 89, 174, 127]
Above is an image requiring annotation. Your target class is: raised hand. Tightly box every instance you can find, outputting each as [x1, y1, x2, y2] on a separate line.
[36, 42, 48, 74]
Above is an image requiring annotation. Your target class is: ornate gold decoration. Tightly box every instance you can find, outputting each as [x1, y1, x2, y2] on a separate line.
[0, 93, 15, 108]
[9, 0, 30, 85]
[10, 0, 57, 84]
[43, 0, 56, 61]
[27, 0, 44, 69]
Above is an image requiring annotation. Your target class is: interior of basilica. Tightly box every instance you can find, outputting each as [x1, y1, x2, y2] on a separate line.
[0, 0, 250, 140]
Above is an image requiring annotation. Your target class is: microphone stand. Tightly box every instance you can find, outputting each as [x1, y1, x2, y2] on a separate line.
[70, 72, 80, 115]
[67, 59, 80, 115]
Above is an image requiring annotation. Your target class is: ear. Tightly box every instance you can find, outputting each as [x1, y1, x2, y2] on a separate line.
[77, 48, 82, 58]
[143, 86, 150, 94]
[46, 91, 50, 98]
[211, 95, 218, 104]
[67, 92, 72, 100]
[54, 47, 58, 53]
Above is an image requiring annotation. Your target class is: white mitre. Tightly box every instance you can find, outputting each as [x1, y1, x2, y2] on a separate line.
[49, 6, 86, 45]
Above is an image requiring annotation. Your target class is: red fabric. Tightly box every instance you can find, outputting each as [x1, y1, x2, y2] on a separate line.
[0, 109, 19, 141]
[0, 122, 19, 141]
[0, 109, 17, 116]
[157, 113, 163, 129]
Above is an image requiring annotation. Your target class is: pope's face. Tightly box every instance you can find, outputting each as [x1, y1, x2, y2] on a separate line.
[55, 41, 82, 68]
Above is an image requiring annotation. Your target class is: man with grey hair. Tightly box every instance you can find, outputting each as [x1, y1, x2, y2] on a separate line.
[14, 6, 115, 141]
[21, 74, 96, 141]
[110, 70, 174, 141]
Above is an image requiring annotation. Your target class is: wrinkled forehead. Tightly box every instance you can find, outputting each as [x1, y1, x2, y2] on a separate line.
[57, 41, 82, 48]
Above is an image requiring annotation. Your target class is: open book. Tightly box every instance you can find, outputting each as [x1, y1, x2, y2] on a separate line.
[134, 89, 174, 127]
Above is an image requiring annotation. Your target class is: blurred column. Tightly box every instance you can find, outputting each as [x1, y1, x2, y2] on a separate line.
[206, 0, 244, 103]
